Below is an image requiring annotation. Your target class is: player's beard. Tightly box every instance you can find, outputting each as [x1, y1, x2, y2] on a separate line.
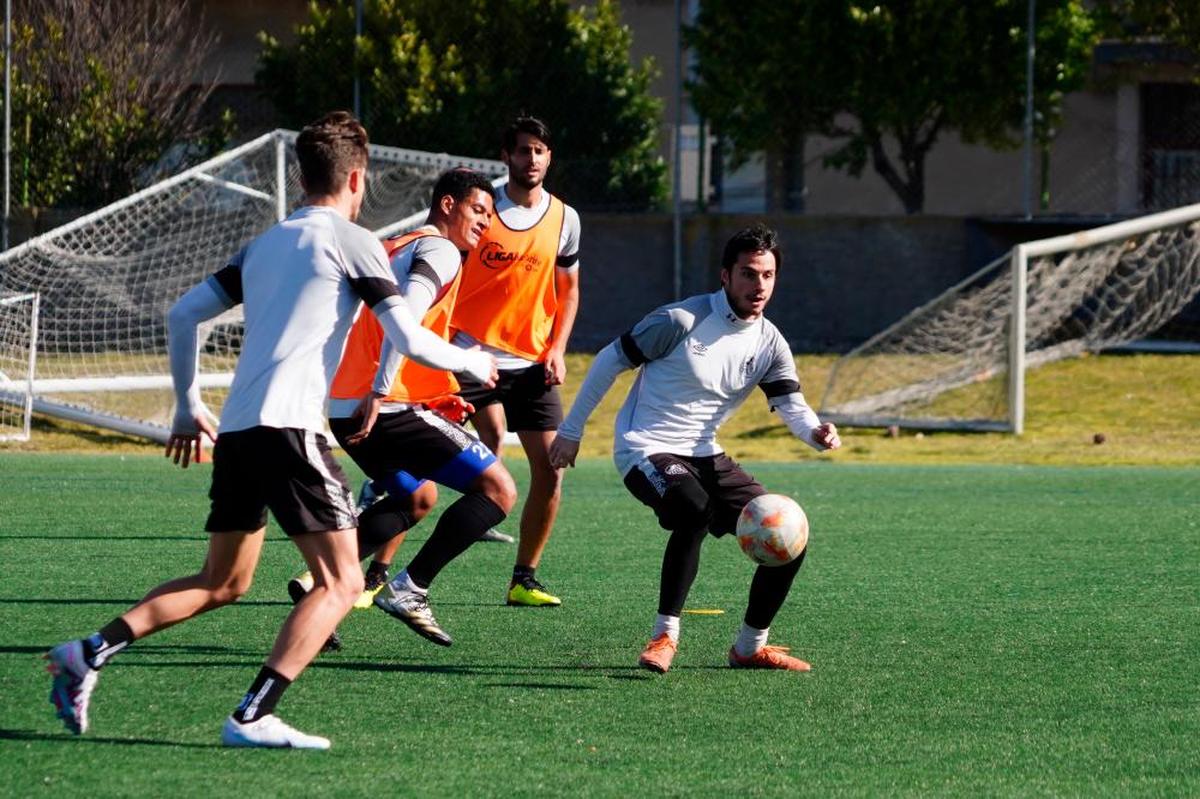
[724, 285, 766, 320]
[508, 171, 542, 192]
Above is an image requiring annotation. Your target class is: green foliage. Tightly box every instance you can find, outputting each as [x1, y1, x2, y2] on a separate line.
[1, 7, 228, 210]
[257, 0, 666, 210]
[1094, 1, 1200, 58]
[689, 0, 1098, 213]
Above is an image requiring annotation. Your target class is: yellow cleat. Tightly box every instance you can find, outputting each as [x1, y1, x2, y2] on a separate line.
[354, 578, 386, 610]
[506, 575, 561, 607]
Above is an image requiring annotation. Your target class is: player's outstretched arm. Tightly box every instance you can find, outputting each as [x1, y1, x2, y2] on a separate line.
[551, 341, 632, 468]
[772, 392, 841, 452]
[372, 296, 497, 386]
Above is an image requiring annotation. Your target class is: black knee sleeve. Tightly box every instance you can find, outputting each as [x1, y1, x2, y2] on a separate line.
[356, 495, 418, 558]
[656, 479, 712, 532]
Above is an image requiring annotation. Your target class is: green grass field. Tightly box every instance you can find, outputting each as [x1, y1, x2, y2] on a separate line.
[2, 454, 1197, 796]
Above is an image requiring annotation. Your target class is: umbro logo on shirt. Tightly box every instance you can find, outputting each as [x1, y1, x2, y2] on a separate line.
[691, 342, 708, 356]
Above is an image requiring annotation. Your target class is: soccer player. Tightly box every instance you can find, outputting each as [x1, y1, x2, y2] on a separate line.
[43, 111, 496, 749]
[548, 224, 841, 674]
[449, 116, 581, 607]
[323, 168, 518, 647]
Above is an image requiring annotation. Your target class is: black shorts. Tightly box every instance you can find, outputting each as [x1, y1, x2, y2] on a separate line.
[329, 407, 496, 494]
[622, 453, 766, 537]
[456, 363, 563, 432]
[205, 426, 357, 536]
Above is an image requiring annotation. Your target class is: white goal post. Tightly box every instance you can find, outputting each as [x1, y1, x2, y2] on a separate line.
[0, 292, 39, 442]
[819, 203, 1200, 433]
[0, 130, 506, 443]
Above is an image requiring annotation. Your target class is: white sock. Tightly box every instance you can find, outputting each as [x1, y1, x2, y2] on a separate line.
[734, 623, 769, 657]
[652, 614, 680, 642]
[390, 568, 426, 595]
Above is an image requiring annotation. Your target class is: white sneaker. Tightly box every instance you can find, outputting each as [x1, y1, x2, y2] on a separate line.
[46, 640, 99, 735]
[374, 583, 453, 646]
[221, 714, 331, 750]
[479, 528, 514, 543]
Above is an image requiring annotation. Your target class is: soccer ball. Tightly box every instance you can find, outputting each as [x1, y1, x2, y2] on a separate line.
[735, 494, 809, 567]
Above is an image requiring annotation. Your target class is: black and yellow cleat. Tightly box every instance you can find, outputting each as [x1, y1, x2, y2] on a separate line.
[506, 575, 561, 607]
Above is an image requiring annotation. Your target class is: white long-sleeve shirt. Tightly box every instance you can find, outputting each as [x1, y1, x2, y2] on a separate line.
[559, 289, 824, 476]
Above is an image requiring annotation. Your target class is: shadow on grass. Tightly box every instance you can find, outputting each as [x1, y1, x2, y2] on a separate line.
[734, 424, 787, 440]
[483, 681, 597, 690]
[0, 535, 206, 542]
[0, 535, 291, 543]
[309, 652, 681, 676]
[0, 728, 220, 749]
[0, 597, 293, 608]
[1, 643, 259, 657]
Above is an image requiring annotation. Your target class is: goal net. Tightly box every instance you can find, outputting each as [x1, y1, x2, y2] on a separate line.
[819, 203, 1200, 433]
[0, 131, 506, 442]
[0, 292, 39, 441]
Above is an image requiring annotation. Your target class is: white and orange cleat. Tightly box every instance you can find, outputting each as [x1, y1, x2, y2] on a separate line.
[727, 644, 811, 671]
[638, 633, 678, 674]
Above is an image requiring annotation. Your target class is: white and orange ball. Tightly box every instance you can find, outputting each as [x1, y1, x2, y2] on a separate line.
[735, 494, 809, 567]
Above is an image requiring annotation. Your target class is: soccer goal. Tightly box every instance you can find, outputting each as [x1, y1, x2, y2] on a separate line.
[0, 131, 506, 443]
[819, 203, 1200, 433]
[0, 292, 39, 441]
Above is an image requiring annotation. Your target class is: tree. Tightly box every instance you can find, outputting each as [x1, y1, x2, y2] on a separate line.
[2, 0, 228, 209]
[689, 0, 1097, 214]
[257, 0, 666, 210]
[1094, 1, 1200, 54]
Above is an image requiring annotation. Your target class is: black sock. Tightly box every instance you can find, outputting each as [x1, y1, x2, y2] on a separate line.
[407, 493, 506, 586]
[356, 495, 417, 557]
[657, 524, 708, 617]
[745, 549, 806, 629]
[512, 563, 536, 582]
[82, 617, 134, 670]
[232, 666, 292, 723]
[365, 559, 389, 583]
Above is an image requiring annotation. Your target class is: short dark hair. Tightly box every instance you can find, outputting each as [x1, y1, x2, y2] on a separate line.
[721, 224, 782, 272]
[502, 116, 552, 152]
[295, 110, 369, 196]
[429, 168, 496, 219]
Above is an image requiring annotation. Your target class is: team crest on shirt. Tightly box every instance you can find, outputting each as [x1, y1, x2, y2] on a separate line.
[690, 341, 708, 356]
[743, 356, 755, 377]
[480, 241, 543, 272]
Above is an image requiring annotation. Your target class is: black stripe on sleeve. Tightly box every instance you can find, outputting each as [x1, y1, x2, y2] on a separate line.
[408, 259, 443, 294]
[759, 379, 801, 399]
[349, 276, 400, 309]
[210, 264, 242, 305]
[556, 251, 580, 268]
[619, 332, 648, 366]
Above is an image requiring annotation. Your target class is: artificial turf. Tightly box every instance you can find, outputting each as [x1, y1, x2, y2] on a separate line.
[1, 454, 1197, 796]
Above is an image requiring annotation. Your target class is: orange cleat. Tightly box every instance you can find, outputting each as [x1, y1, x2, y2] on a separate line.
[638, 633, 678, 674]
[727, 644, 811, 671]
